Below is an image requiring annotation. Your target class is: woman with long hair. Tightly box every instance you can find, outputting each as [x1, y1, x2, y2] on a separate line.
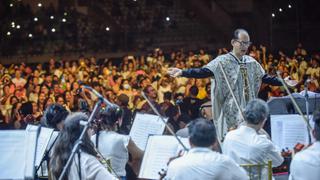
[50, 112, 116, 180]
[91, 106, 143, 179]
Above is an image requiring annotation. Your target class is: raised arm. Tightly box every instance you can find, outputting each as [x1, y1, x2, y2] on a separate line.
[167, 67, 213, 78]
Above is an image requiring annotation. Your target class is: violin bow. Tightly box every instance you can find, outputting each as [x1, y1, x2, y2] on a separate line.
[218, 62, 245, 122]
[141, 91, 189, 151]
[276, 72, 312, 132]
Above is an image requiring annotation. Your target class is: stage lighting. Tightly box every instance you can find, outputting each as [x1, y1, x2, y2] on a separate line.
[7, 32, 11, 36]
[38, 3, 42, 7]
[166, 17, 170, 21]
[279, 8, 282, 12]
[12, 24, 15, 28]
[288, 4, 292, 8]
[64, 12, 68, 16]
[106, 27, 110, 31]
[34, 17, 38, 22]
[62, 18, 66, 22]
[272, 13, 275, 18]
[10, 4, 13, 7]
[50, 16, 54, 19]
[51, 28, 56, 32]
[11, 22, 15, 25]
[28, 33, 33, 38]
[16, 25, 20, 29]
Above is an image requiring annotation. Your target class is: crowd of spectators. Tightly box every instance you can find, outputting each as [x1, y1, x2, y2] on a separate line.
[0, 43, 319, 133]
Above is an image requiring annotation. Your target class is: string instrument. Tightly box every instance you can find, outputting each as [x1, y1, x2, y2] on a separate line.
[141, 91, 189, 179]
[95, 148, 119, 177]
[274, 72, 314, 174]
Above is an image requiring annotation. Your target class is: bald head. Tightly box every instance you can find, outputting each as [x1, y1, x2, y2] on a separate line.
[233, 29, 250, 40]
[231, 28, 251, 58]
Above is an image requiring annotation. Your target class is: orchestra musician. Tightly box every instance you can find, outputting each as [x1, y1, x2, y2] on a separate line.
[222, 99, 284, 179]
[50, 112, 117, 180]
[289, 110, 320, 180]
[91, 106, 144, 179]
[165, 118, 248, 180]
[42, 103, 69, 131]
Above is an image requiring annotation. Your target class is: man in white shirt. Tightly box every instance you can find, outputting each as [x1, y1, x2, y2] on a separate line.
[166, 118, 248, 180]
[223, 99, 284, 179]
[289, 110, 320, 180]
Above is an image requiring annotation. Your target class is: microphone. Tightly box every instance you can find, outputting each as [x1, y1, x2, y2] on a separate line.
[82, 85, 118, 108]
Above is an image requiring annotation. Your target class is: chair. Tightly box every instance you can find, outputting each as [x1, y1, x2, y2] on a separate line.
[240, 160, 272, 180]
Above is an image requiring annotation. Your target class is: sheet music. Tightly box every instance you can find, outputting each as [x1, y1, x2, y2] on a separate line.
[25, 126, 39, 180]
[47, 131, 59, 153]
[271, 115, 311, 151]
[27, 125, 54, 167]
[129, 113, 168, 150]
[138, 135, 189, 179]
[0, 130, 26, 180]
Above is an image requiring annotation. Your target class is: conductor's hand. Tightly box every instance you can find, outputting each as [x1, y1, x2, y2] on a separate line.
[284, 76, 298, 88]
[168, 68, 182, 77]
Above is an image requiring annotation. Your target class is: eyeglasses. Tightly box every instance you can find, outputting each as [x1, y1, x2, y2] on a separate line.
[234, 40, 252, 47]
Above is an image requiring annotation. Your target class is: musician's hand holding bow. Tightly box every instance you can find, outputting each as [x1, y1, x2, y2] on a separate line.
[159, 150, 184, 180]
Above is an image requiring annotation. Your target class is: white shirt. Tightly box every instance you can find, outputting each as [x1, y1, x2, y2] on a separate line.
[165, 147, 248, 180]
[223, 126, 284, 179]
[12, 77, 26, 88]
[68, 151, 117, 180]
[289, 142, 320, 180]
[91, 131, 130, 176]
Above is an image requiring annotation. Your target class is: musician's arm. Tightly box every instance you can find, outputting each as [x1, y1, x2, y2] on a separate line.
[181, 68, 214, 78]
[261, 74, 283, 86]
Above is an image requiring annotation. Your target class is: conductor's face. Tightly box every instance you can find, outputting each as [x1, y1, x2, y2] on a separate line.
[231, 32, 251, 58]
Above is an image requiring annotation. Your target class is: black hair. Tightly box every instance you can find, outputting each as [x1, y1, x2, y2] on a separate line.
[189, 86, 199, 96]
[99, 106, 123, 127]
[42, 104, 69, 129]
[20, 102, 33, 116]
[50, 112, 97, 180]
[163, 92, 172, 101]
[233, 28, 249, 40]
[188, 118, 217, 147]
[313, 110, 320, 141]
[95, 106, 123, 148]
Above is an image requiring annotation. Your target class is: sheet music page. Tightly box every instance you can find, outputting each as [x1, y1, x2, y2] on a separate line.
[0, 130, 26, 180]
[138, 135, 189, 179]
[24, 126, 38, 179]
[47, 131, 59, 151]
[26, 125, 54, 167]
[129, 113, 168, 150]
[271, 115, 310, 150]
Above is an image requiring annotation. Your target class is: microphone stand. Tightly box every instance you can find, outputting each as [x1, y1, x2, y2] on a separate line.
[35, 132, 60, 177]
[58, 98, 103, 180]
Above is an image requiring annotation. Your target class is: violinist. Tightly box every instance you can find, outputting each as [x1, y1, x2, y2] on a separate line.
[289, 110, 320, 180]
[50, 112, 116, 180]
[223, 99, 284, 179]
[165, 118, 248, 180]
[91, 106, 143, 179]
